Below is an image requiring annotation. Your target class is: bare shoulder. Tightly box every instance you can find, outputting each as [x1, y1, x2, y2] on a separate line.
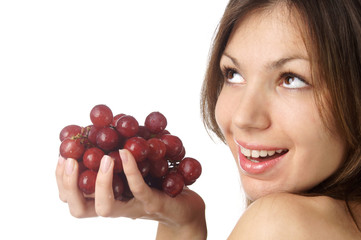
[228, 193, 361, 240]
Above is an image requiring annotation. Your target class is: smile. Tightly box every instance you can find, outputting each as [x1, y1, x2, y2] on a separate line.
[239, 145, 288, 163]
[235, 140, 289, 174]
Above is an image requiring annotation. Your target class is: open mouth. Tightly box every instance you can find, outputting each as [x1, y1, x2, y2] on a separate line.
[240, 145, 289, 163]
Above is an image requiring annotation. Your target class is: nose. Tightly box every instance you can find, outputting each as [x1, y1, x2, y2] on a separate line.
[232, 86, 271, 132]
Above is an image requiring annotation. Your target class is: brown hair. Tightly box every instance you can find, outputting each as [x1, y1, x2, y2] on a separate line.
[201, 0, 361, 210]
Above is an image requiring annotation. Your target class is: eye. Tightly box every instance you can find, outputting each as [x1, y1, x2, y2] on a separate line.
[222, 67, 245, 84]
[281, 73, 309, 89]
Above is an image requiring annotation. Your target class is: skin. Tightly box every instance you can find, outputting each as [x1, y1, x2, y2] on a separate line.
[216, 5, 361, 239]
[215, 6, 346, 201]
[55, 151, 207, 239]
[228, 193, 361, 239]
[56, 4, 361, 240]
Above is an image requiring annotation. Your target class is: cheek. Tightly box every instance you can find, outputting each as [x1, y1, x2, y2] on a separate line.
[215, 91, 239, 158]
[273, 92, 322, 140]
[215, 90, 232, 136]
[275, 99, 345, 186]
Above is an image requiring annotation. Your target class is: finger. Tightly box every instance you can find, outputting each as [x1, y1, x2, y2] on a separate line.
[120, 149, 154, 204]
[94, 155, 116, 217]
[95, 154, 148, 219]
[55, 156, 67, 202]
[62, 158, 96, 218]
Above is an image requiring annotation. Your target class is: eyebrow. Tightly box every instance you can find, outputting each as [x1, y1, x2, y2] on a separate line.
[222, 52, 309, 70]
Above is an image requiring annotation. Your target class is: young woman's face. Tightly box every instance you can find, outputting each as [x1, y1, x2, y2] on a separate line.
[215, 7, 346, 201]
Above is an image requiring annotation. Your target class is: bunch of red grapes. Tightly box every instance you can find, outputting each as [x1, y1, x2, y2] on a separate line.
[59, 104, 202, 199]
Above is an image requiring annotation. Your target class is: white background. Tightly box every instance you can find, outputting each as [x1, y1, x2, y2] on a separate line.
[0, 1, 245, 239]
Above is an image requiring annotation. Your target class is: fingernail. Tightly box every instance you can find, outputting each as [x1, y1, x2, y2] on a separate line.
[65, 158, 74, 175]
[119, 150, 128, 164]
[101, 155, 111, 173]
[58, 156, 65, 165]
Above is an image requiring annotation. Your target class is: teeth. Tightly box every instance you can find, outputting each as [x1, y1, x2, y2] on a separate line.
[260, 150, 268, 157]
[240, 146, 285, 158]
[241, 147, 251, 157]
[249, 158, 260, 163]
[268, 150, 275, 156]
[251, 150, 259, 158]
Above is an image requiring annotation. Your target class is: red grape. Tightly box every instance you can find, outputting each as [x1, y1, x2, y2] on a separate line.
[96, 127, 120, 152]
[79, 126, 93, 149]
[60, 138, 85, 160]
[78, 170, 97, 195]
[78, 161, 87, 174]
[151, 129, 170, 139]
[137, 160, 151, 177]
[83, 147, 104, 171]
[123, 137, 149, 162]
[178, 157, 202, 183]
[147, 138, 167, 161]
[120, 174, 134, 199]
[111, 113, 125, 127]
[59, 125, 83, 142]
[160, 134, 183, 158]
[112, 174, 124, 199]
[169, 146, 186, 163]
[162, 172, 185, 197]
[145, 111, 167, 134]
[184, 179, 196, 186]
[149, 158, 168, 178]
[90, 104, 113, 128]
[108, 150, 123, 173]
[116, 115, 139, 138]
[144, 175, 162, 190]
[87, 125, 101, 145]
[137, 126, 151, 140]
[59, 104, 202, 199]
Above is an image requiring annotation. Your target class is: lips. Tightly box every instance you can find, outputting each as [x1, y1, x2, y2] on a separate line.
[236, 141, 288, 174]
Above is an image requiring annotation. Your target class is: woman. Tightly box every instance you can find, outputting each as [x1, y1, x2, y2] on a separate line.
[56, 0, 361, 239]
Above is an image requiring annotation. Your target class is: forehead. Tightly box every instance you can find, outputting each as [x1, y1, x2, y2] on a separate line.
[225, 5, 308, 63]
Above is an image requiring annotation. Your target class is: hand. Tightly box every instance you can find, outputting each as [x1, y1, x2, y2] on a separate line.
[55, 149, 206, 239]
